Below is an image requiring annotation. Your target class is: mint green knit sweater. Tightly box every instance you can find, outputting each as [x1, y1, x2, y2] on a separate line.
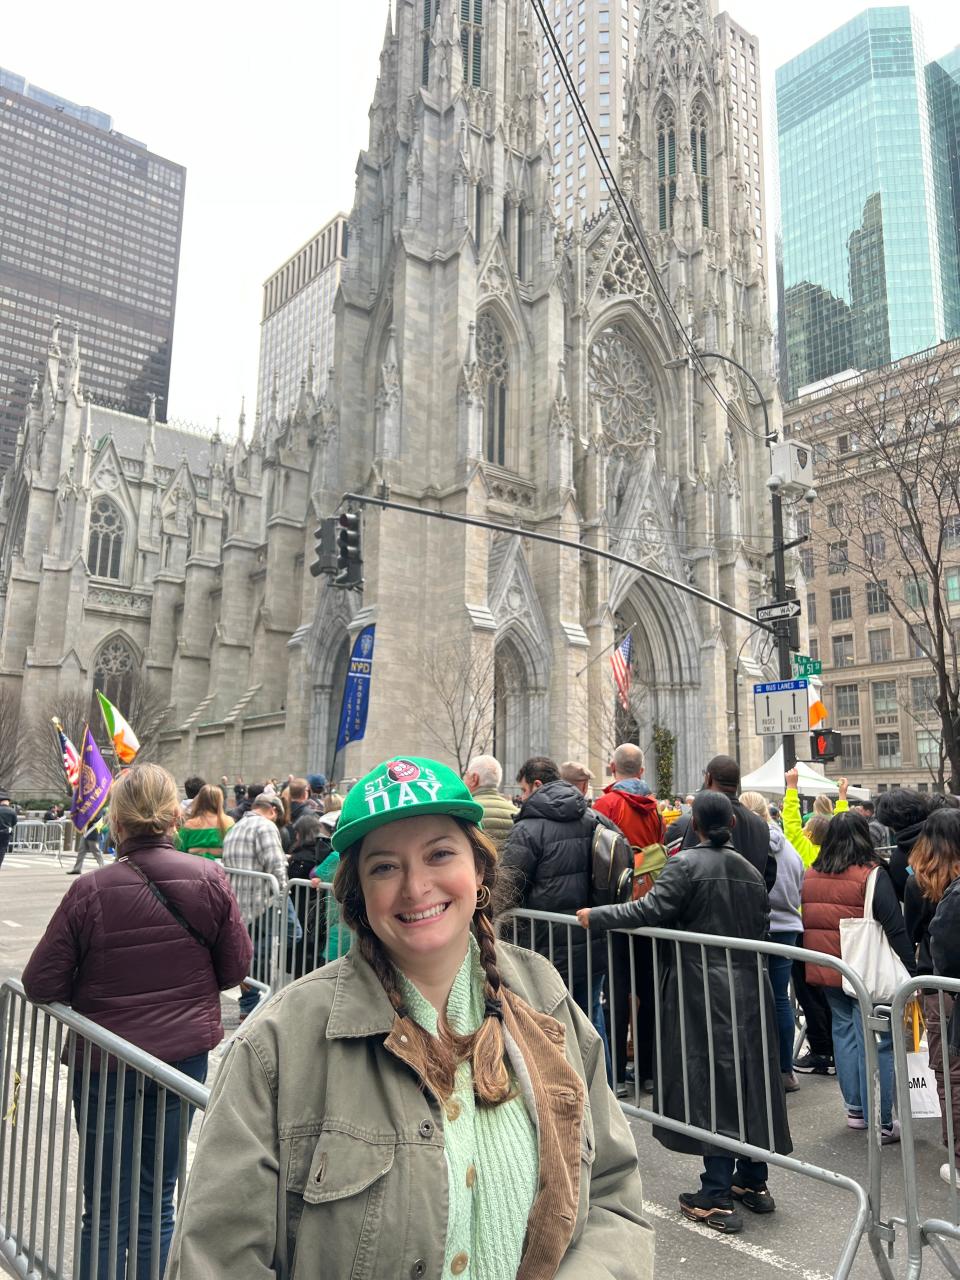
[397, 937, 539, 1279]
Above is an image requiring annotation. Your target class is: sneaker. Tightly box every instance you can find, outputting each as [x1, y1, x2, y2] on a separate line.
[641, 1078, 654, 1093]
[940, 1163, 958, 1185]
[66, 868, 82, 875]
[846, 1112, 868, 1130]
[794, 1051, 835, 1075]
[782, 1072, 800, 1093]
[731, 1184, 777, 1214]
[678, 1191, 743, 1233]
[881, 1122, 901, 1146]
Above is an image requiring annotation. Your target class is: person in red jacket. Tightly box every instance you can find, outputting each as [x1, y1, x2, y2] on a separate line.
[22, 763, 252, 1280]
[592, 743, 665, 1093]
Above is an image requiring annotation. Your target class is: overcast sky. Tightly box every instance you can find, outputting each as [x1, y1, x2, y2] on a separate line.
[2, 2, 957, 431]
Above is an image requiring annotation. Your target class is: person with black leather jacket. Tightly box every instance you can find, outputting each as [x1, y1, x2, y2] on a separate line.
[500, 755, 625, 1072]
[578, 790, 791, 1236]
[664, 754, 776, 893]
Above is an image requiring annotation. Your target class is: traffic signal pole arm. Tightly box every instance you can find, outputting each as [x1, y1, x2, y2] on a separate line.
[339, 492, 777, 635]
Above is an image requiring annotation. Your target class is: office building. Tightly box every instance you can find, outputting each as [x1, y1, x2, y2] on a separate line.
[777, 9, 946, 401]
[256, 214, 347, 423]
[0, 68, 185, 472]
[928, 47, 960, 339]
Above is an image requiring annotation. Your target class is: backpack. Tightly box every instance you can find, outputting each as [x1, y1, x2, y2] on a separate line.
[631, 842, 668, 899]
[590, 820, 634, 906]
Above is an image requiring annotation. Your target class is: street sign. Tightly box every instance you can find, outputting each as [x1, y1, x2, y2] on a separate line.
[757, 599, 802, 623]
[754, 678, 809, 735]
[792, 655, 822, 677]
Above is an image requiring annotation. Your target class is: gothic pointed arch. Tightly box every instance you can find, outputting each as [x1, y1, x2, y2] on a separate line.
[304, 585, 360, 774]
[87, 494, 126, 581]
[689, 95, 711, 229]
[92, 631, 141, 716]
[476, 309, 510, 467]
[655, 98, 677, 232]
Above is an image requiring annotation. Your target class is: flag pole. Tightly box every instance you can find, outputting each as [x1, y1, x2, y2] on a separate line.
[574, 626, 636, 680]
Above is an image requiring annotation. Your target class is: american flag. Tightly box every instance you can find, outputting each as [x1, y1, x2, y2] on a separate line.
[53, 719, 81, 792]
[610, 633, 633, 710]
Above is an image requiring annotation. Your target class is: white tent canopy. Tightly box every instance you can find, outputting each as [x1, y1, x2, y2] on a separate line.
[740, 745, 871, 801]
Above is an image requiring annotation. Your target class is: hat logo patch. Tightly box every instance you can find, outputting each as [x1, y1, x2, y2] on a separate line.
[386, 759, 420, 783]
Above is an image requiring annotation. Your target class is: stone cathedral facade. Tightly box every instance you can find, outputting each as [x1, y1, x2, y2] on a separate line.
[0, 0, 781, 793]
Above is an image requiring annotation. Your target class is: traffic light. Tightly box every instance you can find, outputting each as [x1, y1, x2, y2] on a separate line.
[334, 510, 363, 589]
[309, 518, 338, 578]
[810, 730, 842, 763]
[784, 585, 801, 653]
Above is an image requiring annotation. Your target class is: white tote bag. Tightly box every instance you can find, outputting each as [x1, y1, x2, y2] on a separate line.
[840, 867, 911, 1003]
[906, 1049, 942, 1120]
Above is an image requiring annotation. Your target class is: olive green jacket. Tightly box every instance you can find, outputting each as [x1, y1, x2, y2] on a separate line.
[473, 786, 519, 853]
[166, 941, 653, 1280]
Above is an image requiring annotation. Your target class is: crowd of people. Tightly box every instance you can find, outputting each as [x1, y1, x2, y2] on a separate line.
[15, 741, 960, 1271]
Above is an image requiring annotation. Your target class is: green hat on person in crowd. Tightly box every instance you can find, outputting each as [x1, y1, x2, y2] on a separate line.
[331, 756, 485, 854]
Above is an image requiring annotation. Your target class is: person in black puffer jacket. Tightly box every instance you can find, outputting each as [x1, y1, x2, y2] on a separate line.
[500, 756, 624, 1075]
[876, 788, 931, 900]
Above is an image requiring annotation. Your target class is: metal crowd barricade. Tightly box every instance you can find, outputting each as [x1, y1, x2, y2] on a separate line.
[886, 974, 960, 1278]
[43, 822, 66, 859]
[502, 907, 896, 1280]
[0, 977, 210, 1280]
[10, 822, 48, 854]
[277, 879, 351, 989]
[221, 866, 282, 1010]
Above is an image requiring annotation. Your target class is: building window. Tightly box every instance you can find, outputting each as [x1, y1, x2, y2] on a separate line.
[834, 683, 860, 722]
[866, 580, 889, 615]
[842, 734, 863, 770]
[809, 637, 820, 661]
[869, 629, 892, 663]
[906, 578, 929, 610]
[872, 680, 898, 717]
[690, 101, 710, 227]
[877, 733, 902, 769]
[830, 587, 852, 621]
[476, 311, 509, 467]
[421, 0, 433, 85]
[656, 102, 676, 231]
[807, 592, 817, 625]
[917, 730, 940, 768]
[87, 496, 124, 580]
[832, 633, 854, 668]
[944, 515, 960, 550]
[865, 531, 885, 561]
[800, 547, 814, 580]
[947, 568, 960, 604]
[827, 501, 844, 529]
[909, 625, 932, 659]
[828, 540, 848, 574]
[911, 675, 937, 713]
[93, 636, 137, 714]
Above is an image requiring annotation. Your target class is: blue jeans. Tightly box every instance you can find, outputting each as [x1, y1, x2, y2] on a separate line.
[823, 986, 895, 1127]
[701, 1154, 769, 1200]
[591, 974, 613, 1086]
[71, 1051, 208, 1280]
[769, 931, 800, 1074]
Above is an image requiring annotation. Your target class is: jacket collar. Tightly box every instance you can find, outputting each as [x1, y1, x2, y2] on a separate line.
[118, 833, 175, 857]
[325, 935, 568, 1040]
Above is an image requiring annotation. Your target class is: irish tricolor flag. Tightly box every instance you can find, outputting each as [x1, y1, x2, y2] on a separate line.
[96, 690, 140, 764]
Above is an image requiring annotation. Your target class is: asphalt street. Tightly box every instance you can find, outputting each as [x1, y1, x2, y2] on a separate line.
[3, 852, 960, 1278]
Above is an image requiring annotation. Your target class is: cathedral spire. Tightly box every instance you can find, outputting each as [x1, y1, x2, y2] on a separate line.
[237, 396, 246, 443]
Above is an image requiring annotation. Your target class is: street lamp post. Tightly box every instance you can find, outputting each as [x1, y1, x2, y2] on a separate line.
[667, 350, 798, 770]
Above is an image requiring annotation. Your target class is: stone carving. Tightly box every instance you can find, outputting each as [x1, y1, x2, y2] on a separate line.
[595, 235, 658, 315]
[96, 464, 119, 492]
[589, 325, 659, 448]
[479, 262, 509, 297]
[88, 588, 151, 612]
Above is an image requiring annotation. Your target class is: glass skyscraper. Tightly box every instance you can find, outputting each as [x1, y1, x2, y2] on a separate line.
[928, 47, 960, 340]
[776, 9, 946, 400]
[0, 68, 185, 473]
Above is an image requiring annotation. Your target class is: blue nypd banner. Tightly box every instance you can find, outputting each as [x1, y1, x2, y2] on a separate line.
[335, 624, 376, 754]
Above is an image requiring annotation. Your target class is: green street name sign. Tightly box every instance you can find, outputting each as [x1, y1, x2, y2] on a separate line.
[792, 655, 822, 677]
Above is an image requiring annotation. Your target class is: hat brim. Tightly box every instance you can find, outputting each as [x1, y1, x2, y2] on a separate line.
[331, 799, 485, 854]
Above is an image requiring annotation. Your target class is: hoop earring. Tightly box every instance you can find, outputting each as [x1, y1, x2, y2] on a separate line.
[476, 884, 492, 910]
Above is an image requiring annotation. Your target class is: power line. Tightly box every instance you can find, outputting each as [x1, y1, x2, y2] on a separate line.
[529, 0, 758, 440]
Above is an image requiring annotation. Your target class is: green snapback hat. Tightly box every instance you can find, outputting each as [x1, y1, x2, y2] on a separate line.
[331, 756, 485, 853]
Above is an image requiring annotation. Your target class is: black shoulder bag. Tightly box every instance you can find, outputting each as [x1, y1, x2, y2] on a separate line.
[120, 857, 211, 950]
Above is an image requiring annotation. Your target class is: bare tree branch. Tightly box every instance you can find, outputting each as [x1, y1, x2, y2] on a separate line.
[0, 686, 24, 793]
[410, 642, 496, 776]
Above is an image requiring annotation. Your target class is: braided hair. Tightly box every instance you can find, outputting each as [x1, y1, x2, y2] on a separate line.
[333, 821, 513, 1105]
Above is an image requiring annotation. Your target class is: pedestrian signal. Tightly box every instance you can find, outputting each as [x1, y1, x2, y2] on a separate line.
[810, 730, 842, 763]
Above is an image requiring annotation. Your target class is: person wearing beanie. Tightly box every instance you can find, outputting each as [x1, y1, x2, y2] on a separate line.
[166, 755, 654, 1280]
[578, 791, 792, 1236]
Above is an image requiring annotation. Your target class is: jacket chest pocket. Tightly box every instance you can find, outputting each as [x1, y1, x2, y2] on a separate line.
[287, 1129, 396, 1280]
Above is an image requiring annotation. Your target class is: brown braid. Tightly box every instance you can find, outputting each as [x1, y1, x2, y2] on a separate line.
[333, 821, 513, 1105]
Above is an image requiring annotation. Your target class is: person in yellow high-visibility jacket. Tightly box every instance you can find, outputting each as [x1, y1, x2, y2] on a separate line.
[782, 770, 850, 868]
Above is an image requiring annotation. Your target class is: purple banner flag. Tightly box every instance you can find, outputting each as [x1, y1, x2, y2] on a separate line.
[70, 725, 113, 832]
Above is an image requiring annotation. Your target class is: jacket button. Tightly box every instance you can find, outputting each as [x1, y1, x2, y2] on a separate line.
[451, 1252, 469, 1274]
[445, 1099, 462, 1121]
[418, 1119, 434, 1139]
[410, 1262, 426, 1279]
[465, 1164, 476, 1188]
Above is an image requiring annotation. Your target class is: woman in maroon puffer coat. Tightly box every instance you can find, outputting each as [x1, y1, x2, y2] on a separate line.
[22, 763, 252, 1280]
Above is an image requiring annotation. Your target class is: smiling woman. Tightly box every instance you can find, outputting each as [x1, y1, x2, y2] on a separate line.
[165, 755, 654, 1280]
